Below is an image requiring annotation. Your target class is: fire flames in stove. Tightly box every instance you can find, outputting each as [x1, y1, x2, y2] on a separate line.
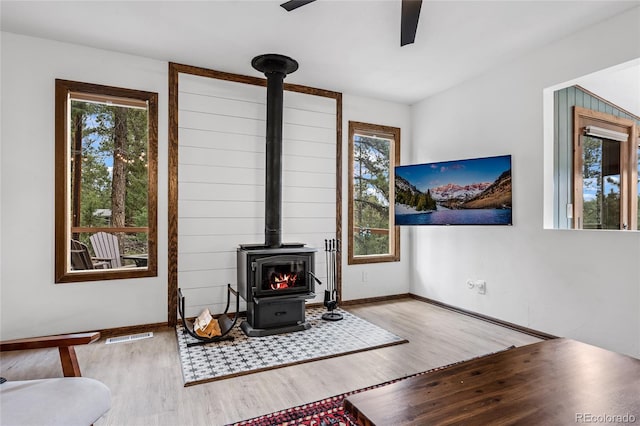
[270, 272, 298, 290]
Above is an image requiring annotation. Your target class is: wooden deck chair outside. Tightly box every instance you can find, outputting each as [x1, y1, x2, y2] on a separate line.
[70, 239, 109, 270]
[90, 232, 125, 269]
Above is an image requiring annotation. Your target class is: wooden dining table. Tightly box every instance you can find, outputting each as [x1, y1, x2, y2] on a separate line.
[345, 338, 640, 425]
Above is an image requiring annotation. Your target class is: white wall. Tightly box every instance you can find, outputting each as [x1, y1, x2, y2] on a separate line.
[0, 32, 413, 339]
[341, 95, 412, 300]
[0, 32, 169, 339]
[410, 7, 640, 357]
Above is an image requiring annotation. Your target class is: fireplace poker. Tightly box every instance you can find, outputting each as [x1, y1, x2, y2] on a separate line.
[322, 238, 343, 321]
[330, 239, 335, 298]
[324, 239, 331, 307]
[333, 239, 340, 301]
[307, 271, 322, 285]
[329, 240, 333, 292]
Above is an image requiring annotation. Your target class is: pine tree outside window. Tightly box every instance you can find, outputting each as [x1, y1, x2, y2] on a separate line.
[348, 121, 400, 264]
[55, 80, 158, 283]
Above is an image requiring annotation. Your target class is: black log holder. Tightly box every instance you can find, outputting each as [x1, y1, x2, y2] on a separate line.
[178, 284, 239, 347]
[322, 239, 343, 321]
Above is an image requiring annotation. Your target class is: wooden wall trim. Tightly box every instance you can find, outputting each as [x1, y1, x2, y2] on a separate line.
[168, 62, 342, 99]
[408, 294, 558, 340]
[97, 293, 555, 341]
[335, 93, 343, 303]
[167, 62, 343, 326]
[340, 294, 410, 306]
[168, 63, 180, 326]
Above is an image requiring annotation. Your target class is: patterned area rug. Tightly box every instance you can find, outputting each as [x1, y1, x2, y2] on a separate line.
[227, 348, 515, 426]
[176, 307, 408, 386]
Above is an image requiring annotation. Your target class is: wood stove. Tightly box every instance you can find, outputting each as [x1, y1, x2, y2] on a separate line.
[236, 53, 320, 337]
[237, 244, 317, 336]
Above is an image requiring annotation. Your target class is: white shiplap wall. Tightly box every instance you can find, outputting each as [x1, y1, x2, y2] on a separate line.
[178, 74, 337, 317]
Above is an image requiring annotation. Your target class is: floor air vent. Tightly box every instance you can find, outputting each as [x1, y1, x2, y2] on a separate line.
[105, 332, 153, 345]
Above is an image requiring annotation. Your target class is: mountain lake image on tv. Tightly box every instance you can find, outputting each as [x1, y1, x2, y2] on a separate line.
[394, 155, 512, 226]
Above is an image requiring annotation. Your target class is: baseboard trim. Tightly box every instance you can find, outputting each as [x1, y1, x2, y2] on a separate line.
[408, 294, 557, 341]
[97, 293, 554, 341]
[340, 293, 411, 306]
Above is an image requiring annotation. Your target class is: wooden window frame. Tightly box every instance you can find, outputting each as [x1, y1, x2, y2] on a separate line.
[348, 121, 400, 265]
[55, 79, 158, 283]
[573, 106, 638, 230]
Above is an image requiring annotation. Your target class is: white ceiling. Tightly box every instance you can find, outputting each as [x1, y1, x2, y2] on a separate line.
[1, 0, 639, 105]
[575, 60, 640, 116]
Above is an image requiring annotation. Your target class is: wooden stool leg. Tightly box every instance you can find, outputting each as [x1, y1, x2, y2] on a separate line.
[58, 346, 82, 377]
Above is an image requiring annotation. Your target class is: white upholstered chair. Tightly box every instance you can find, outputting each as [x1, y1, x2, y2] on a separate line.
[0, 332, 111, 426]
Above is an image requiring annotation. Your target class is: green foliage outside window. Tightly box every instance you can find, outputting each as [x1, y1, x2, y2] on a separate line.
[353, 134, 392, 256]
[581, 136, 622, 230]
[70, 100, 149, 253]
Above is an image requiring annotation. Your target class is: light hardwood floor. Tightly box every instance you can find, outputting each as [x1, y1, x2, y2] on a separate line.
[0, 298, 542, 426]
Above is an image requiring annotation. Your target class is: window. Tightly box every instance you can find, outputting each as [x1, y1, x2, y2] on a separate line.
[550, 83, 640, 231]
[348, 121, 400, 264]
[573, 107, 638, 230]
[637, 143, 640, 229]
[55, 80, 158, 283]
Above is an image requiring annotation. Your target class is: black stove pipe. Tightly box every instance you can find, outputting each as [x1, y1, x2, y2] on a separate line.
[251, 54, 299, 248]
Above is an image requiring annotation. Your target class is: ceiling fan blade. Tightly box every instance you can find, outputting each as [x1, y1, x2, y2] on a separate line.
[280, 0, 317, 12]
[401, 0, 422, 46]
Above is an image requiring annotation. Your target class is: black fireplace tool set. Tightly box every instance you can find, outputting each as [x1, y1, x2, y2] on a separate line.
[322, 238, 342, 321]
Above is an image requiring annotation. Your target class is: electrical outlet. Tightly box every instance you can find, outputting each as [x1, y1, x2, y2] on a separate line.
[477, 280, 486, 294]
[362, 271, 368, 282]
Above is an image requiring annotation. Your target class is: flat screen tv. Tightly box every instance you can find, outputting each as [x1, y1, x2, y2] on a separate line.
[394, 154, 512, 226]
